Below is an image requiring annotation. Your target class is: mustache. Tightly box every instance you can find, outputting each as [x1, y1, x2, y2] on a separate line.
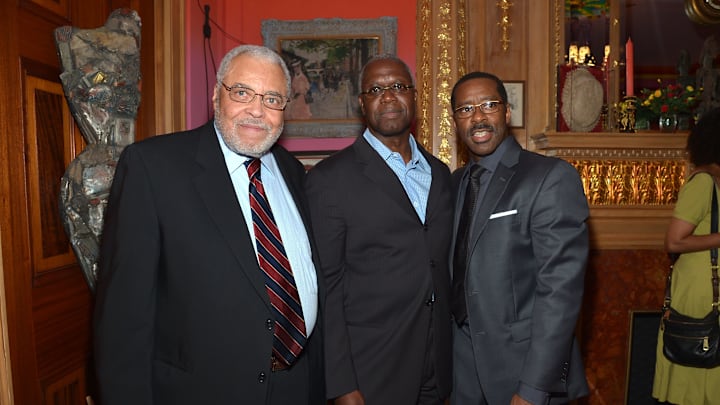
[469, 123, 494, 132]
[233, 118, 272, 131]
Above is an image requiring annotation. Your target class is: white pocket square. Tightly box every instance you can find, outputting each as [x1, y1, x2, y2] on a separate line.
[489, 209, 517, 219]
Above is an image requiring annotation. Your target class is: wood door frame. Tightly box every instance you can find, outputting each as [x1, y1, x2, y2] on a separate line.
[0, 229, 13, 405]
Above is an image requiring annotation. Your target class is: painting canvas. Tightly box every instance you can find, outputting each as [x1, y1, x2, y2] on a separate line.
[503, 81, 525, 128]
[262, 17, 397, 138]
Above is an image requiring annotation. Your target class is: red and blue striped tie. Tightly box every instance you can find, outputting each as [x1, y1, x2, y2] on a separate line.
[245, 158, 307, 366]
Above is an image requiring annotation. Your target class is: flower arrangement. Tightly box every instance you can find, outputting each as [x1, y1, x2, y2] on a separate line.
[638, 81, 701, 117]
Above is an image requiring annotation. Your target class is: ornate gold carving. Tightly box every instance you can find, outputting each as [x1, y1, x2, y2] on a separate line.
[552, 0, 562, 122]
[457, 1, 466, 74]
[551, 147, 688, 160]
[453, 0, 467, 167]
[568, 159, 685, 206]
[416, 0, 466, 167]
[497, 0, 513, 51]
[417, 0, 432, 151]
[435, 0, 456, 165]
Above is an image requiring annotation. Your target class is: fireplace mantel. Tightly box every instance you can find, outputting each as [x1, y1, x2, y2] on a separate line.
[532, 131, 690, 250]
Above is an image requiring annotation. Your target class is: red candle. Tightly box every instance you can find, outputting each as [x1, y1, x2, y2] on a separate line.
[625, 38, 634, 97]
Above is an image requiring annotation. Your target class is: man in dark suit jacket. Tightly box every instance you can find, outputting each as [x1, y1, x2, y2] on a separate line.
[306, 55, 453, 405]
[94, 45, 325, 405]
[449, 71, 590, 405]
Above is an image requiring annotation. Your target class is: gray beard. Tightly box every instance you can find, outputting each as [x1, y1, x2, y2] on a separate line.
[215, 116, 283, 157]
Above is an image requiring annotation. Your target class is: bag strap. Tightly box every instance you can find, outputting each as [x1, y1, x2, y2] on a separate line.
[711, 185, 719, 311]
[663, 180, 719, 313]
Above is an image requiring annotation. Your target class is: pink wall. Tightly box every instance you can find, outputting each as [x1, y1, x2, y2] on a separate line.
[185, 0, 416, 151]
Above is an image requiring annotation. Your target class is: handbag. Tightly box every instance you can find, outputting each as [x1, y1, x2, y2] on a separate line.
[660, 179, 720, 368]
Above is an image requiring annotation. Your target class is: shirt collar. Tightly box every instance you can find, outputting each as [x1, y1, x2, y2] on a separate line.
[471, 135, 513, 173]
[362, 129, 427, 169]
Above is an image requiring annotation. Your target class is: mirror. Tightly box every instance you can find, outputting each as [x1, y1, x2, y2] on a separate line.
[555, 0, 719, 131]
[622, 0, 717, 96]
[564, 1, 610, 68]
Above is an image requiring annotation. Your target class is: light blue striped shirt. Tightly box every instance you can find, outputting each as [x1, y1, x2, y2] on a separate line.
[215, 129, 318, 337]
[363, 130, 432, 222]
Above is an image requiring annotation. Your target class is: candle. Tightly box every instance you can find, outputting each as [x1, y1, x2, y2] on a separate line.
[604, 45, 611, 66]
[625, 38, 634, 97]
[579, 45, 590, 65]
[568, 44, 578, 65]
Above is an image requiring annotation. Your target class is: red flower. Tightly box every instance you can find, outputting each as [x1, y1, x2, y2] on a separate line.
[660, 104, 669, 113]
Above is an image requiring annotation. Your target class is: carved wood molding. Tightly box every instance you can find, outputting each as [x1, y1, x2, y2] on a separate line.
[416, 0, 466, 168]
[534, 131, 689, 249]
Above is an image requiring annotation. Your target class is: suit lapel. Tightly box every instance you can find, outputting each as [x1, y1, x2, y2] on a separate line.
[468, 140, 521, 247]
[192, 123, 270, 308]
[353, 136, 418, 219]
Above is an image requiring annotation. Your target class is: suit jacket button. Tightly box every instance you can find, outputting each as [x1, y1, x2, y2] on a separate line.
[258, 372, 266, 383]
[266, 319, 273, 330]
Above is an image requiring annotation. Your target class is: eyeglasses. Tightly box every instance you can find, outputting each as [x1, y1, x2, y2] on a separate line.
[360, 83, 415, 98]
[220, 82, 290, 111]
[453, 100, 505, 118]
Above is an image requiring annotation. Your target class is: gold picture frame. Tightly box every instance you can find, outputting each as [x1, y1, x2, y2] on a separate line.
[262, 17, 397, 138]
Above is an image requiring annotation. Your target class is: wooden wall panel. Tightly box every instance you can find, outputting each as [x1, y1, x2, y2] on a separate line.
[27, 0, 70, 20]
[465, 0, 553, 149]
[1, 1, 157, 404]
[43, 367, 85, 405]
[24, 76, 79, 274]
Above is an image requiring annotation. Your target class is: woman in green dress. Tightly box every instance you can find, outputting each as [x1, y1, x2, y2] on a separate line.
[653, 107, 720, 405]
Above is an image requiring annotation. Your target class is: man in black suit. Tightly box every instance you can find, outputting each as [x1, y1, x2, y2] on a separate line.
[94, 44, 325, 405]
[306, 55, 453, 405]
[449, 71, 589, 405]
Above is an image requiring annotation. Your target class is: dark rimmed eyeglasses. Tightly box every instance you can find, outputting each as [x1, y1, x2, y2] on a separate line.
[453, 100, 505, 118]
[360, 83, 415, 98]
[220, 82, 290, 111]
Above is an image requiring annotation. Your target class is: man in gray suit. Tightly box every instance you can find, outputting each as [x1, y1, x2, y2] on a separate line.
[449, 71, 590, 405]
[306, 55, 453, 405]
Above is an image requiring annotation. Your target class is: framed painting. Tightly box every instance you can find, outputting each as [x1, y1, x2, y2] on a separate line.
[503, 80, 525, 128]
[292, 150, 337, 171]
[262, 17, 397, 138]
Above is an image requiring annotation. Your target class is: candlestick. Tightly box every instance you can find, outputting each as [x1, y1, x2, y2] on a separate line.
[625, 38, 634, 97]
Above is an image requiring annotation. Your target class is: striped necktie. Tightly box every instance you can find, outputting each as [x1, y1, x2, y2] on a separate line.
[245, 158, 307, 366]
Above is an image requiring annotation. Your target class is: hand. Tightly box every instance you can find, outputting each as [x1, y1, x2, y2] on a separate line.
[332, 390, 365, 405]
[510, 394, 532, 405]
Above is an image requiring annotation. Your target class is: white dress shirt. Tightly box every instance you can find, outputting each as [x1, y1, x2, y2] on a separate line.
[215, 130, 318, 336]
